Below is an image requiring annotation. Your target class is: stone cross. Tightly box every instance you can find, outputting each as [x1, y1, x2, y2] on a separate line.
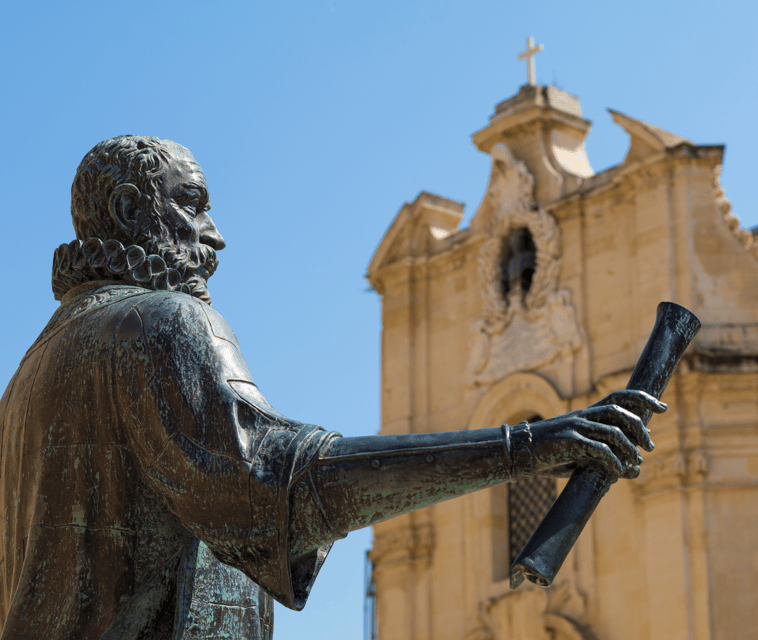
[518, 36, 543, 86]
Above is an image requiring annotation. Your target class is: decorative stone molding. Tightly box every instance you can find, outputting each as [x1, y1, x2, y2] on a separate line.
[548, 582, 588, 624]
[634, 450, 708, 495]
[413, 523, 435, 563]
[464, 625, 495, 640]
[695, 323, 758, 356]
[498, 119, 544, 144]
[477, 144, 557, 325]
[370, 523, 435, 567]
[479, 580, 592, 640]
[542, 614, 596, 640]
[464, 600, 497, 640]
[370, 528, 414, 565]
[713, 164, 758, 259]
[467, 143, 583, 386]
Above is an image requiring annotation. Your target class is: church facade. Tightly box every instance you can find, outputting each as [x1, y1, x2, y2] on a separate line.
[366, 83, 758, 640]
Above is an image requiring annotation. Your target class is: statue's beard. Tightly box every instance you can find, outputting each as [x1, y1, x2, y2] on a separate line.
[143, 237, 219, 305]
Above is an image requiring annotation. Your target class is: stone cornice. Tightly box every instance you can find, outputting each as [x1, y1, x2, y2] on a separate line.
[633, 450, 709, 496]
[370, 523, 435, 567]
[366, 191, 465, 292]
[368, 228, 485, 294]
[695, 323, 758, 356]
[688, 352, 758, 374]
[475, 113, 591, 151]
[592, 353, 758, 400]
[543, 143, 724, 220]
[366, 256, 414, 296]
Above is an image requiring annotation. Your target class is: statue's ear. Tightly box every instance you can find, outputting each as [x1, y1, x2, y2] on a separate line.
[108, 183, 142, 237]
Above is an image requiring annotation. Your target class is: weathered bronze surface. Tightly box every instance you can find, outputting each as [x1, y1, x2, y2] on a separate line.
[0, 136, 666, 638]
[509, 302, 701, 589]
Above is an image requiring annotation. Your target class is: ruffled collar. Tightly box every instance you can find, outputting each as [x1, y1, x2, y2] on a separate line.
[52, 238, 194, 301]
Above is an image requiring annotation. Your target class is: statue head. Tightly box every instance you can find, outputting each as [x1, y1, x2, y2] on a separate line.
[70, 135, 225, 303]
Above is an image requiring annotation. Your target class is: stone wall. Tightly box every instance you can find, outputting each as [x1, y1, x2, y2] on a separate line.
[367, 85, 758, 640]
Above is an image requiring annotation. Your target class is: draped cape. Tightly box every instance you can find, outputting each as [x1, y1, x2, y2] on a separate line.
[0, 284, 337, 639]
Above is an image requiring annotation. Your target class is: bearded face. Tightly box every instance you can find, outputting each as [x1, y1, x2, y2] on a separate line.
[142, 236, 219, 304]
[133, 143, 225, 305]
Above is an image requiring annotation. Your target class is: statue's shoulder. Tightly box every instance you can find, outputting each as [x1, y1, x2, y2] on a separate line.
[130, 289, 205, 317]
[131, 291, 239, 348]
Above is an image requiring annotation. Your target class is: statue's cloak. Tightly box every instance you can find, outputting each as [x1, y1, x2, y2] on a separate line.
[0, 284, 336, 639]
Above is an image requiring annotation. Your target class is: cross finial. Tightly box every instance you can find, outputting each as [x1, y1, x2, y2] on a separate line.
[518, 36, 543, 86]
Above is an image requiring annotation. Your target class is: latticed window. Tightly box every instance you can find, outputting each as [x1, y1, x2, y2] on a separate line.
[508, 474, 557, 564]
[507, 414, 556, 565]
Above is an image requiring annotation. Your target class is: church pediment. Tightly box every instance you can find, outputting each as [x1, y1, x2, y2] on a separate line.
[367, 191, 464, 292]
[609, 108, 691, 164]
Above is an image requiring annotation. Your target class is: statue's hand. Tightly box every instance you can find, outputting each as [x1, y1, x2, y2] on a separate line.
[523, 390, 665, 480]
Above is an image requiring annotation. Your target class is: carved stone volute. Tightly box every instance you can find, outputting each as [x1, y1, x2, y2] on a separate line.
[467, 143, 583, 388]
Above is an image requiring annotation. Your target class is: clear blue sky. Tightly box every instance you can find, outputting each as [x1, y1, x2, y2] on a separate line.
[1, 2, 756, 638]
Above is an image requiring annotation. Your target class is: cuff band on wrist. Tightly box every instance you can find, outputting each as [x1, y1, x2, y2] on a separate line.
[510, 420, 533, 475]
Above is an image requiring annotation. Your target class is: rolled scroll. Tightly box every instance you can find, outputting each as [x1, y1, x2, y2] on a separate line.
[509, 302, 701, 589]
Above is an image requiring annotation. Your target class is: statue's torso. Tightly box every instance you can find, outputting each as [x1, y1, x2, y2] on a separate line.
[0, 286, 272, 639]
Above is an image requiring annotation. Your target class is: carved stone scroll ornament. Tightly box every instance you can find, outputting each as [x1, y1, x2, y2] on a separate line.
[471, 580, 593, 640]
[712, 164, 758, 259]
[477, 145, 559, 327]
[467, 144, 583, 386]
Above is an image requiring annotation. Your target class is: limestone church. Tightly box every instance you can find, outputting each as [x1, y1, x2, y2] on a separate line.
[366, 42, 758, 640]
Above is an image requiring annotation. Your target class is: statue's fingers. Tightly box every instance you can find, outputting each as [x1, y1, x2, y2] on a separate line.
[593, 389, 667, 416]
[616, 389, 667, 415]
[578, 420, 643, 467]
[621, 464, 641, 480]
[572, 436, 625, 477]
[584, 404, 655, 452]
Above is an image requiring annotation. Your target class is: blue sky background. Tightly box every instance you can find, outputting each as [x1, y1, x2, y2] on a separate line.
[1, 2, 756, 638]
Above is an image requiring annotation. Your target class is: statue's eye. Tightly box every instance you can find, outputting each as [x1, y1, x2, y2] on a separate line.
[177, 188, 207, 216]
[184, 198, 201, 214]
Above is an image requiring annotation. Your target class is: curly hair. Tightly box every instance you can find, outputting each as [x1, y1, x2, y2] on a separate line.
[71, 135, 181, 244]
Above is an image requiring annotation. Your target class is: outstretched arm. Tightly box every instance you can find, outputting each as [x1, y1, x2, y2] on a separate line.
[288, 390, 664, 558]
[115, 295, 663, 609]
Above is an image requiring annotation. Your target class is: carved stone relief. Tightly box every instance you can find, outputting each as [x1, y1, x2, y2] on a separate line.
[470, 581, 593, 640]
[370, 523, 435, 568]
[467, 143, 583, 386]
[633, 450, 708, 496]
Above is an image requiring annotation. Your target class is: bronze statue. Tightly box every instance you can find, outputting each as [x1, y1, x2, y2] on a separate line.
[0, 136, 664, 639]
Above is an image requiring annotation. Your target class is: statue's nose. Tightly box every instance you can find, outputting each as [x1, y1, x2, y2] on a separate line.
[199, 213, 226, 250]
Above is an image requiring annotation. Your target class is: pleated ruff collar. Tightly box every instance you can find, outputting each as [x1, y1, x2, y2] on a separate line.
[52, 237, 192, 301]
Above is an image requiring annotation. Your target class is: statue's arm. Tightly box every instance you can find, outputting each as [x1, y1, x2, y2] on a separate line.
[287, 426, 511, 557]
[287, 391, 663, 558]
[113, 294, 663, 608]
